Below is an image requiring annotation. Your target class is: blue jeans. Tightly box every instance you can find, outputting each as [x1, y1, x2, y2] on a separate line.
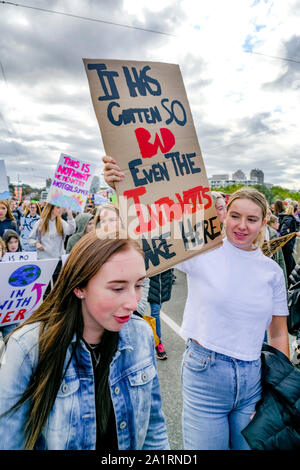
[150, 303, 162, 341]
[181, 339, 261, 450]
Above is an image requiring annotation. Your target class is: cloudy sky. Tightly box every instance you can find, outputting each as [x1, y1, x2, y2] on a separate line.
[1, 0, 300, 190]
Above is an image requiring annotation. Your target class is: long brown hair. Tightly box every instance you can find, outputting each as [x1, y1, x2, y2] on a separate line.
[39, 203, 63, 236]
[0, 200, 16, 221]
[3, 230, 144, 449]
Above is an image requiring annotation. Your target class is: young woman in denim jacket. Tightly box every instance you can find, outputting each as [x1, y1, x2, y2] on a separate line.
[0, 231, 169, 450]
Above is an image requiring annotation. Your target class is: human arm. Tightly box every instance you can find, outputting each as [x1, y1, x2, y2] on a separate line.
[102, 155, 125, 190]
[268, 316, 290, 358]
[62, 212, 76, 236]
[0, 337, 33, 449]
[27, 220, 44, 250]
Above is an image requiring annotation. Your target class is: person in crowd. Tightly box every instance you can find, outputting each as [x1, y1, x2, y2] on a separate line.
[279, 204, 300, 282]
[0, 237, 5, 261]
[23, 201, 41, 219]
[268, 214, 280, 236]
[274, 199, 285, 216]
[94, 203, 120, 230]
[19, 201, 41, 252]
[27, 203, 75, 295]
[147, 270, 173, 360]
[66, 212, 95, 254]
[0, 200, 18, 238]
[9, 197, 23, 233]
[264, 206, 288, 287]
[102, 155, 290, 450]
[3, 229, 23, 253]
[27, 203, 75, 260]
[0, 230, 23, 339]
[211, 191, 227, 236]
[0, 231, 169, 451]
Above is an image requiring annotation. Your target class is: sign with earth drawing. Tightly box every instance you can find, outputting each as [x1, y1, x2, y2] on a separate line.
[0, 259, 58, 327]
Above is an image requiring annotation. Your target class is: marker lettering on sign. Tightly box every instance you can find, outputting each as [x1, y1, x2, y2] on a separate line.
[122, 65, 162, 97]
[179, 216, 221, 251]
[141, 232, 176, 270]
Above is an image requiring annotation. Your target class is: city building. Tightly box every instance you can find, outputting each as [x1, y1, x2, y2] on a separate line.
[250, 168, 264, 184]
[232, 170, 246, 181]
[208, 168, 271, 189]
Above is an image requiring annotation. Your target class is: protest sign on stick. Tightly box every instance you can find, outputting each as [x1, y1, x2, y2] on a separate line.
[0, 160, 10, 200]
[0, 259, 58, 326]
[83, 59, 222, 275]
[47, 153, 96, 212]
[262, 232, 296, 257]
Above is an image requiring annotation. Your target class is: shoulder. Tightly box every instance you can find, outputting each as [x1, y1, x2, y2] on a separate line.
[9, 322, 40, 353]
[176, 243, 223, 273]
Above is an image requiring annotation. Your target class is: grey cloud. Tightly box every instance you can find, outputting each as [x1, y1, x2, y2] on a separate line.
[263, 35, 300, 90]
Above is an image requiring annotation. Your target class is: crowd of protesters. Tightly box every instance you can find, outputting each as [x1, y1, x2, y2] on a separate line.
[0, 180, 300, 450]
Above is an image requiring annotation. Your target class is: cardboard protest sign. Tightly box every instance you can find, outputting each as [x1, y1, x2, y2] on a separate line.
[84, 59, 222, 275]
[0, 160, 10, 200]
[47, 153, 96, 212]
[0, 259, 58, 326]
[20, 216, 40, 251]
[262, 232, 296, 257]
[2, 251, 37, 262]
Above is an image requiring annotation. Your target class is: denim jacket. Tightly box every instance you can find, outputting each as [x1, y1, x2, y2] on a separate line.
[0, 315, 170, 450]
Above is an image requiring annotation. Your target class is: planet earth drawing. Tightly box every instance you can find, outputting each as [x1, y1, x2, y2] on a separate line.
[8, 265, 41, 287]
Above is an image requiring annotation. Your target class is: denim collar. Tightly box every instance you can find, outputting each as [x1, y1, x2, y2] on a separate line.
[70, 321, 134, 352]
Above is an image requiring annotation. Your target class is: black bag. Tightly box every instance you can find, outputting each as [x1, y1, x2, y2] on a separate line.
[287, 280, 300, 335]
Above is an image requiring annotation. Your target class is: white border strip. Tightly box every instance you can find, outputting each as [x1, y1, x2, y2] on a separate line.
[160, 310, 186, 341]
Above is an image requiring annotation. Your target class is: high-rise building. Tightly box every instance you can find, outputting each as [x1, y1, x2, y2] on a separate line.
[232, 170, 246, 180]
[250, 169, 264, 183]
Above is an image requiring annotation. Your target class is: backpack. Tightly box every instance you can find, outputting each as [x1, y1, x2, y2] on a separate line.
[287, 280, 300, 335]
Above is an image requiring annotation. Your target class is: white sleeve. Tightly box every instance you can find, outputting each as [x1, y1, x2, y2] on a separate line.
[62, 218, 76, 237]
[272, 267, 289, 317]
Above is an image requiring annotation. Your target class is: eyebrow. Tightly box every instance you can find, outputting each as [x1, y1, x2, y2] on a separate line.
[107, 276, 146, 284]
[230, 210, 259, 219]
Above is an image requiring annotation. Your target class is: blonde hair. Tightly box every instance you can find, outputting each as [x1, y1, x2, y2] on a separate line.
[39, 203, 63, 236]
[285, 204, 295, 216]
[0, 236, 6, 255]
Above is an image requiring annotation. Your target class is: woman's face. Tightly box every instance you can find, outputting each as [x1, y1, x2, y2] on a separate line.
[7, 237, 19, 252]
[51, 206, 63, 218]
[270, 219, 279, 231]
[215, 198, 226, 223]
[225, 198, 265, 251]
[29, 204, 37, 216]
[0, 204, 8, 220]
[99, 209, 119, 227]
[77, 247, 146, 343]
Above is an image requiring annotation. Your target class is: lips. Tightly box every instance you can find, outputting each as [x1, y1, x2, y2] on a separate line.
[114, 315, 131, 324]
[233, 232, 247, 240]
